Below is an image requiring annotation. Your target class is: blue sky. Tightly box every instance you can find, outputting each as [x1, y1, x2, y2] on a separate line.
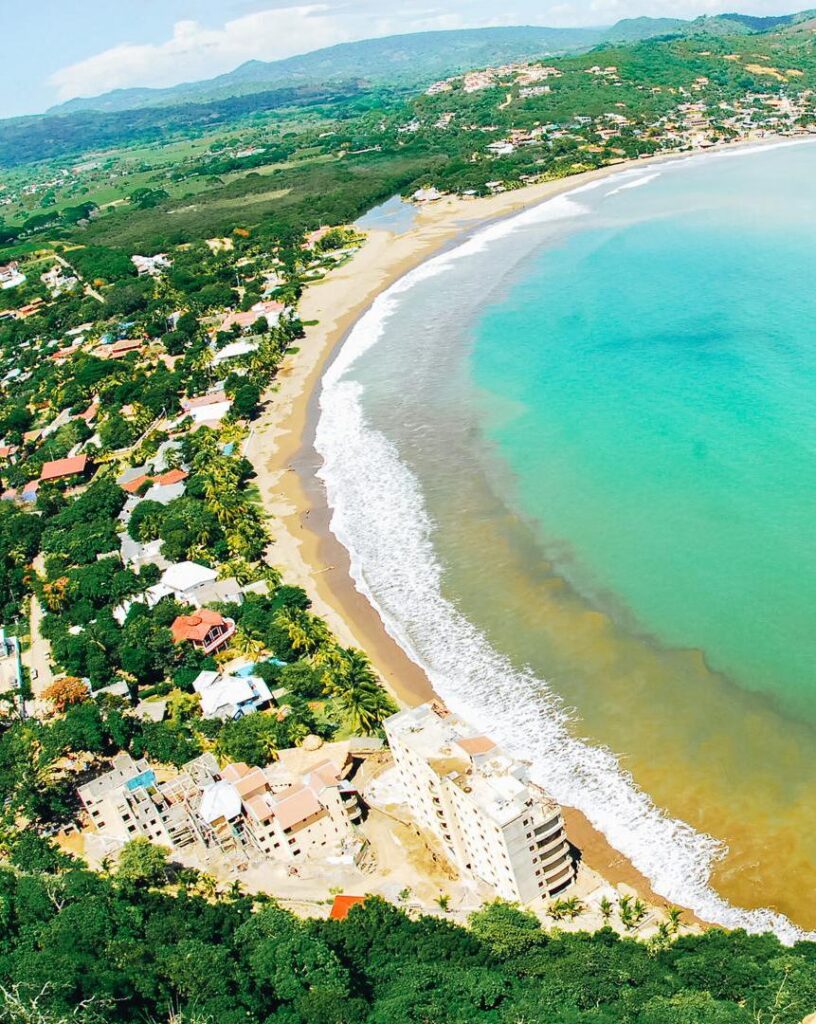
[1, 0, 806, 118]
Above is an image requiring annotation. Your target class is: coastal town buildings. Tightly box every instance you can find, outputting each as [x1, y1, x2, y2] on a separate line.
[0, 262, 25, 289]
[78, 748, 366, 864]
[385, 703, 575, 903]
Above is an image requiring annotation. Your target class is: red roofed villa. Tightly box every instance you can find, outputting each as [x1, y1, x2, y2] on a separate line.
[39, 454, 91, 483]
[171, 609, 235, 654]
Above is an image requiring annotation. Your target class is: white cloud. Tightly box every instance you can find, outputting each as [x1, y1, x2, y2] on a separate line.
[49, 5, 353, 101]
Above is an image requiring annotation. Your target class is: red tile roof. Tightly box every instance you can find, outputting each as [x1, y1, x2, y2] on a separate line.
[109, 338, 144, 356]
[121, 474, 149, 495]
[273, 786, 323, 830]
[171, 608, 228, 644]
[329, 895, 367, 921]
[154, 468, 187, 486]
[181, 391, 228, 411]
[40, 454, 89, 482]
[121, 468, 187, 494]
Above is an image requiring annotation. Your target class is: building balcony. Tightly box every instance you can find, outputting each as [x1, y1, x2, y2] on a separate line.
[534, 815, 564, 843]
[538, 841, 570, 872]
[197, 618, 236, 655]
[537, 830, 568, 857]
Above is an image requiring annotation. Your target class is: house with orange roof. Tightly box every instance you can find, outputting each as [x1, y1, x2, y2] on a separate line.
[39, 454, 92, 484]
[120, 467, 188, 496]
[170, 609, 235, 655]
[107, 338, 145, 360]
[215, 299, 285, 336]
[78, 400, 99, 424]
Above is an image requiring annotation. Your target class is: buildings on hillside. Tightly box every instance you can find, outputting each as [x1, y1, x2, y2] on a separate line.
[78, 748, 367, 865]
[385, 703, 574, 904]
[0, 262, 25, 290]
[131, 253, 172, 277]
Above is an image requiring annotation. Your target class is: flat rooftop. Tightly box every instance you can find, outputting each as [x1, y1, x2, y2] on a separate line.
[386, 704, 558, 827]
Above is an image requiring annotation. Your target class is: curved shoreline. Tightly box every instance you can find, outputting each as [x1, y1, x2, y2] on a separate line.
[246, 139, 813, 929]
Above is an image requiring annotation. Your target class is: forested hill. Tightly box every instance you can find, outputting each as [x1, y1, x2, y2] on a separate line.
[41, 9, 816, 116]
[1, 840, 816, 1023]
[0, 82, 370, 169]
[45, 20, 681, 116]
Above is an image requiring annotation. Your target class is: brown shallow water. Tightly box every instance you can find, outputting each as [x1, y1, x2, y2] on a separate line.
[422, 452, 816, 928]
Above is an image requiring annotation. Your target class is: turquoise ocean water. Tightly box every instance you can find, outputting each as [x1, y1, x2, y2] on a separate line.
[316, 142, 816, 935]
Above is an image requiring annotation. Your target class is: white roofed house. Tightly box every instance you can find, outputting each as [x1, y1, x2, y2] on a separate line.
[160, 560, 217, 598]
[212, 337, 259, 366]
[180, 391, 233, 425]
[131, 253, 172, 277]
[192, 670, 273, 720]
[0, 262, 25, 290]
[119, 534, 168, 571]
[112, 561, 244, 623]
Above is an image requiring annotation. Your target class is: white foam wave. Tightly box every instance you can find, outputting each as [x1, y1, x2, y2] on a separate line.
[315, 174, 814, 945]
[605, 172, 661, 196]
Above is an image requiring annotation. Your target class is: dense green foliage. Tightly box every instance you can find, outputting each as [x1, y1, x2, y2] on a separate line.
[0, 84, 372, 169]
[0, 866, 815, 1023]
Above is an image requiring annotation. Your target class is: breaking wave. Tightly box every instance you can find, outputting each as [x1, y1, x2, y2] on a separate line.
[314, 175, 812, 945]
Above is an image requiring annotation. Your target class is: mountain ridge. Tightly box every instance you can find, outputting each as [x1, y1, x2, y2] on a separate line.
[45, 20, 683, 117]
[38, 9, 816, 120]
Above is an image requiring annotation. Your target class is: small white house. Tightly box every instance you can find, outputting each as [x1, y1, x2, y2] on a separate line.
[212, 338, 259, 366]
[192, 670, 273, 720]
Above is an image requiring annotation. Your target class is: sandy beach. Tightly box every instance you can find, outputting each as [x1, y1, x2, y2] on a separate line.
[245, 154, 727, 915]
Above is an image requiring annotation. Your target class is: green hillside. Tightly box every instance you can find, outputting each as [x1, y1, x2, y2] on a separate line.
[44, 18, 705, 117]
[47, 26, 609, 115]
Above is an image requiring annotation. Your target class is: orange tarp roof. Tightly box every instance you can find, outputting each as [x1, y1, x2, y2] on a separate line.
[329, 895, 366, 921]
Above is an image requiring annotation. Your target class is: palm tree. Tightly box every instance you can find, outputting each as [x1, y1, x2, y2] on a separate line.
[231, 626, 266, 661]
[599, 896, 614, 923]
[275, 608, 330, 657]
[618, 894, 636, 931]
[666, 906, 684, 934]
[260, 728, 279, 764]
[324, 648, 378, 694]
[332, 681, 394, 736]
[327, 648, 396, 735]
[312, 641, 346, 678]
[196, 873, 219, 900]
[561, 896, 585, 920]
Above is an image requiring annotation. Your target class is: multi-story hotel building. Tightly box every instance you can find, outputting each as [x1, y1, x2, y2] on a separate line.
[385, 703, 574, 903]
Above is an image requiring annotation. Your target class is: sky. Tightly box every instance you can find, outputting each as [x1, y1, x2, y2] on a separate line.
[1, 0, 808, 118]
